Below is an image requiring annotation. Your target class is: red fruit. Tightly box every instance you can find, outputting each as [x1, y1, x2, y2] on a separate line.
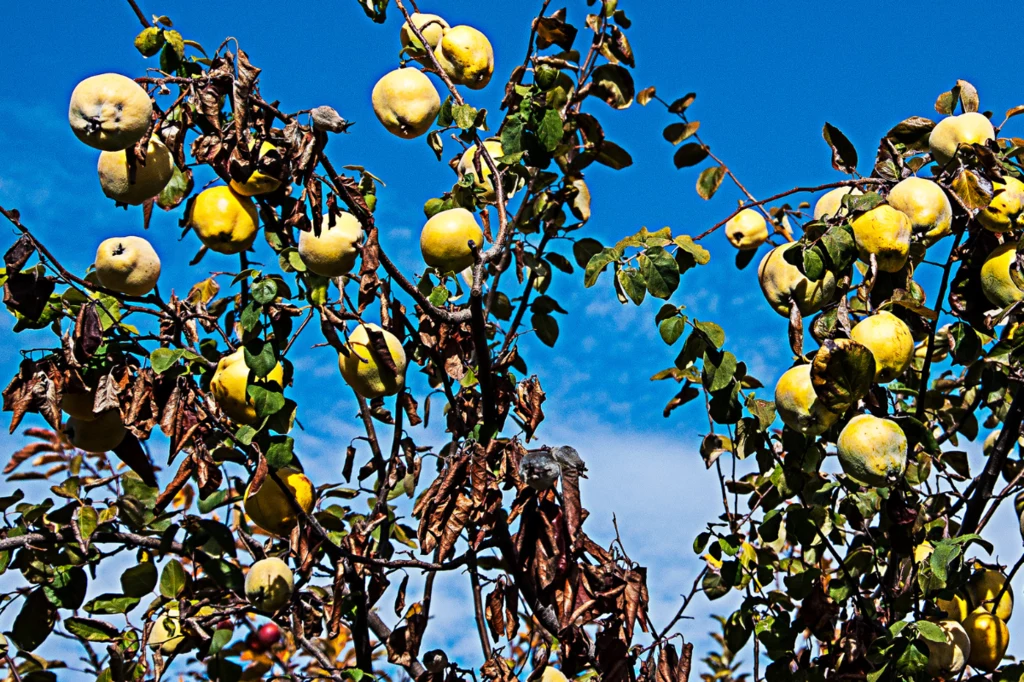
[246, 632, 265, 653]
[256, 622, 281, 648]
[215, 619, 233, 631]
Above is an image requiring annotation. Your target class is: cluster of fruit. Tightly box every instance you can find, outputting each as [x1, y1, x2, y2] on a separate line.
[717, 109, 1023, 675]
[149, 556, 292, 656]
[921, 564, 1014, 674]
[721, 112, 1024, 495]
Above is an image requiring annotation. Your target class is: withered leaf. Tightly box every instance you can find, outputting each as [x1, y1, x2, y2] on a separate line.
[4, 235, 35, 272]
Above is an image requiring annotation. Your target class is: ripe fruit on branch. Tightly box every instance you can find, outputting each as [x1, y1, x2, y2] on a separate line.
[97, 136, 174, 205]
[963, 608, 1009, 672]
[457, 140, 504, 202]
[812, 187, 861, 221]
[372, 68, 440, 139]
[188, 186, 260, 255]
[256, 622, 282, 648]
[980, 242, 1024, 309]
[849, 311, 914, 384]
[210, 348, 285, 425]
[837, 414, 907, 487]
[929, 112, 995, 167]
[420, 207, 484, 273]
[757, 243, 836, 317]
[966, 567, 1013, 621]
[94, 236, 161, 296]
[725, 209, 768, 251]
[69, 73, 153, 151]
[937, 593, 969, 622]
[774, 364, 838, 436]
[338, 324, 408, 399]
[435, 25, 494, 90]
[230, 141, 283, 197]
[244, 466, 315, 536]
[886, 177, 952, 245]
[148, 606, 185, 655]
[65, 409, 126, 453]
[298, 212, 363, 277]
[924, 619, 970, 677]
[245, 557, 295, 613]
[978, 176, 1024, 233]
[401, 12, 449, 57]
[850, 205, 911, 273]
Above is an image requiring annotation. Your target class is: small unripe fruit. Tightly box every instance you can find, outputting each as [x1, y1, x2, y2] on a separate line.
[245, 557, 295, 613]
[725, 209, 769, 250]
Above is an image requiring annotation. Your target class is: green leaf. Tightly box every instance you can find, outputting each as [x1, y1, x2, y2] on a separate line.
[65, 617, 120, 642]
[428, 285, 450, 307]
[595, 141, 633, 169]
[240, 302, 262, 331]
[696, 165, 726, 200]
[929, 540, 961, 582]
[198, 489, 232, 514]
[617, 268, 646, 305]
[209, 626, 233, 656]
[810, 338, 874, 413]
[247, 385, 286, 418]
[673, 142, 709, 169]
[84, 594, 140, 615]
[532, 313, 559, 347]
[12, 589, 56, 651]
[538, 109, 564, 151]
[584, 247, 619, 287]
[120, 562, 157, 598]
[266, 437, 294, 469]
[200, 558, 244, 592]
[157, 164, 192, 210]
[659, 317, 686, 345]
[638, 246, 680, 299]
[134, 27, 165, 57]
[545, 252, 574, 274]
[895, 641, 928, 675]
[160, 559, 188, 598]
[803, 245, 825, 281]
[706, 351, 737, 393]
[251, 278, 278, 305]
[243, 340, 277, 379]
[914, 620, 947, 643]
[821, 225, 856, 271]
[573, 238, 603, 268]
[150, 348, 184, 374]
[673, 235, 711, 265]
[695, 320, 725, 349]
[452, 103, 479, 130]
[501, 116, 524, 154]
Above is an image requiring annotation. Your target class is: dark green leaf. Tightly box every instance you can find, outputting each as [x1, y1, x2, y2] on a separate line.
[84, 594, 140, 615]
[638, 246, 680, 299]
[251, 279, 278, 305]
[65, 617, 120, 642]
[538, 109, 564, 152]
[673, 142, 708, 169]
[12, 589, 56, 651]
[583, 247, 619, 287]
[659, 317, 686, 345]
[663, 121, 700, 145]
[696, 165, 726, 200]
[160, 559, 188, 598]
[532, 313, 559, 347]
[247, 385, 286, 418]
[617, 268, 646, 305]
[266, 437, 294, 469]
[243, 340, 277, 379]
[573, 238, 603, 268]
[120, 562, 157, 598]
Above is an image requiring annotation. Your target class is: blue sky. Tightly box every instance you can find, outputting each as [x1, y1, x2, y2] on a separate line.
[2, 0, 1024, 677]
